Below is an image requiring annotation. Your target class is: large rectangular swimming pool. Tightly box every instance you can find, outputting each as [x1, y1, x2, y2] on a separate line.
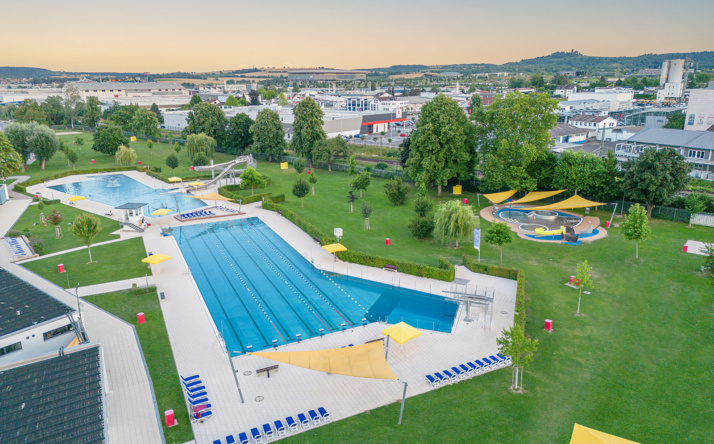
[174, 218, 458, 352]
[49, 174, 206, 216]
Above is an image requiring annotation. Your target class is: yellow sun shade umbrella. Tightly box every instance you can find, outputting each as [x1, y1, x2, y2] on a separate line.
[150, 208, 173, 216]
[188, 181, 204, 187]
[141, 253, 172, 265]
[168, 177, 183, 183]
[68, 196, 86, 202]
[382, 321, 422, 359]
[322, 243, 347, 253]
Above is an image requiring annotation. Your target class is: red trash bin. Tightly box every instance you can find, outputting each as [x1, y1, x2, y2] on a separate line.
[463, 198, 468, 204]
[544, 319, 553, 332]
[165, 410, 175, 427]
[137, 312, 145, 324]
[605, 221, 610, 228]
[682, 245, 688, 253]
[385, 238, 391, 246]
[58, 264, 65, 273]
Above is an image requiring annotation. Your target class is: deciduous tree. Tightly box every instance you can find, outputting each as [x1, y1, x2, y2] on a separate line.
[69, 214, 102, 263]
[131, 108, 160, 138]
[351, 171, 371, 197]
[224, 95, 240, 107]
[186, 133, 216, 158]
[41, 96, 66, 125]
[149, 103, 164, 124]
[0, 132, 23, 177]
[313, 136, 350, 171]
[63, 84, 83, 128]
[110, 104, 139, 131]
[28, 125, 59, 170]
[189, 95, 202, 107]
[84, 97, 101, 128]
[292, 176, 309, 207]
[226, 114, 254, 154]
[182, 102, 227, 145]
[4, 122, 38, 165]
[384, 177, 410, 206]
[621, 203, 651, 259]
[497, 324, 538, 392]
[484, 222, 514, 265]
[239, 167, 266, 195]
[14, 100, 48, 125]
[165, 153, 179, 172]
[292, 97, 325, 166]
[685, 193, 709, 227]
[92, 125, 129, 156]
[250, 109, 285, 161]
[433, 200, 475, 248]
[115, 145, 137, 166]
[575, 260, 593, 315]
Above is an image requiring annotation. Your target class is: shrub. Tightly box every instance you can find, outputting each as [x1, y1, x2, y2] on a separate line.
[192, 152, 209, 166]
[29, 238, 45, 255]
[384, 177, 410, 206]
[270, 194, 286, 203]
[6, 230, 24, 237]
[409, 215, 435, 238]
[414, 195, 433, 217]
[375, 162, 388, 170]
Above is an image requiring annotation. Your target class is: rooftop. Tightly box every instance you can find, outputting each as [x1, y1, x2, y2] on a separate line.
[114, 202, 148, 210]
[626, 128, 707, 147]
[0, 268, 72, 338]
[550, 123, 587, 138]
[0, 345, 105, 444]
[73, 82, 185, 91]
[569, 115, 613, 123]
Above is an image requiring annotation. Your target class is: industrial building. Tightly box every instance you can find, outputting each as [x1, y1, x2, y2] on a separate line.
[567, 88, 634, 111]
[656, 59, 687, 103]
[288, 69, 368, 82]
[684, 84, 714, 131]
[73, 81, 188, 100]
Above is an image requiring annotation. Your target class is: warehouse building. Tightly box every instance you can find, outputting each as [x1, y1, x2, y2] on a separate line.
[288, 69, 368, 82]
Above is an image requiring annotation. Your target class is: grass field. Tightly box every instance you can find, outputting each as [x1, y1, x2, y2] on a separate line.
[21, 237, 151, 288]
[85, 288, 194, 444]
[23, 131, 236, 182]
[232, 162, 714, 443]
[8, 203, 120, 255]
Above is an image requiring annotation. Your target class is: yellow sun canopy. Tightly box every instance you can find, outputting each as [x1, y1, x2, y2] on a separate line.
[483, 190, 517, 204]
[141, 254, 172, 265]
[168, 177, 182, 183]
[382, 322, 422, 344]
[68, 196, 86, 202]
[570, 424, 639, 444]
[322, 243, 347, 253]
[510, 190, 566, 205]
[249, 341, 397, 380]
[190, 192, 233, 201]
[188, 181, 205, 187]
[527, 195, 605, 211]
[150, 208, 173, 216]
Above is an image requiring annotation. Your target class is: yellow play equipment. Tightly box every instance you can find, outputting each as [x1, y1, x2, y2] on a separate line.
[535, 226, 566, 236]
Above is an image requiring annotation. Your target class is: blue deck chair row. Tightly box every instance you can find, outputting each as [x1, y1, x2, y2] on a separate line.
[180, 374, 213, 422]
[181, 210, 216, 219]
[6, 238, 27, 254]
[219, 407, 330, 444]
[425, 354, 512, 388]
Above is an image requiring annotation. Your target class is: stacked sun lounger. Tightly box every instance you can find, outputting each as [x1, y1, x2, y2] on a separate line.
[217, 407, 330, 443]
[180, 210, 216, 220]
[424, 354, 512, 388]
[5, 237, 28, 258]
[217, 206, 240, 213]
[181, 374, 213, 422]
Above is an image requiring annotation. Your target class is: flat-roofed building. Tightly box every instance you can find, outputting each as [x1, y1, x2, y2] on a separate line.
[73, 82, 188, 100]
[288, 70, 368, 82]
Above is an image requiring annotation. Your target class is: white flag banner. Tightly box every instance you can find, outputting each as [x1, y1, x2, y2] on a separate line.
[474, 228, 481, 250]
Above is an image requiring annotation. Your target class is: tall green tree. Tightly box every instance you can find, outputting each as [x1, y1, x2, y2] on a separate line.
[186, 133, 216, 158]
[239, 167, 266, 195]
[291, 97, 325, 166]
[277, 92, 288, 106]
[433, 200, 476, 247]
[131, 108, 160, 138]
[83, 96, 101, 128]
[149, 102, 164, 124]
[384, 178, 410, 206]
[189, 95, 202, 107]
[663, 112, 685, 129]
[92, 125, 129, 156]
[292, 176, 310, 207]
[553, 150, 603, 196]
[484, 222, 514, 265]
[497, 323, 538, 392]
[41, 96, 66, 125]
[110, 104, 139, 131]
[467, 94, 482, 115]
[347, 155, 357, 175]
[182, 102, 227, 145]
[575, 260, 593, 315]
[28, 125, 60, 170]
[165, 153, 179, 172]
[407, 94, 474, 196]
[224, 95, 240, 107]
[250, 109, 285, 161]
[622, 147, 691, 216]
[0, 132, 23, 177]
[69, 213, 102, 263]
[621, 203, 651, 259]
[14, 100, 48, 125]
[115, 145, 137, 166]
[351, 171, 371, 197]
[63, 84, 83, 128]
[248, 90, 260, 105]
[313, 136, 350, 171]
[4, 122, 38, 165]
[226, 114, 254, 154]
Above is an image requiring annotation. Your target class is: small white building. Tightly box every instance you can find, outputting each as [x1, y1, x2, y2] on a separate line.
[553, 85, 577, 98]
[568, 88, 634, 111]
[602, 125, 644, 142]
[684, 86, 714, 131]
[567, 115, 618, 138]
[0, 268, 78, 365]
[550, 123, 587, 144]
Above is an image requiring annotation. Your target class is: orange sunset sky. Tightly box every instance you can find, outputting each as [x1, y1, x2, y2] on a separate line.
[1, 0, 713, 73]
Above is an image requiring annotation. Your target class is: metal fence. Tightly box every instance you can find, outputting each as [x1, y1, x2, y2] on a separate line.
[251, 152, 404, 179]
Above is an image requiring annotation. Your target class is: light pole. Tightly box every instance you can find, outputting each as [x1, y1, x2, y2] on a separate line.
[228, 351, 246, 404]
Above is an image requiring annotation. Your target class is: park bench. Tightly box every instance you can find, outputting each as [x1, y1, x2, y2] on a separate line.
[256, 364, 279, 378]
[365, 337, 385, 344]
[383, 264, 398, 272]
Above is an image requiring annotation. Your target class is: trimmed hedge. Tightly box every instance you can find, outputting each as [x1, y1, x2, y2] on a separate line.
[13, 166, 138, 192]
[270, 194, 286, 203]
[262, 202, 455, 282]
[462, 255, 526, 329]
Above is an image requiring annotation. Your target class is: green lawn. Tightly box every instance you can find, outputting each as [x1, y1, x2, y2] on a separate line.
[8, 203, 120, 255]
[21, 237, 151, 288]
[23, 131, 236, 181]
[85, 288, 193, 444]
[245, 162, 714, 443]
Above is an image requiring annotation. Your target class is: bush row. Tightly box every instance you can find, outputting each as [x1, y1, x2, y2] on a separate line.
[462, 255, 526, 329]
[13, 166, 138, 193]
[263, 202, 337, 245]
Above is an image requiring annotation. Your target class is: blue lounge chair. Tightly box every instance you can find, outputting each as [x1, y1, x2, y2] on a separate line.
[308, 409, 321, 425]
[318, 407, 330, 422]
[482, 357, 496, 368]
[238, 432, 249, 444]
[434, 371, 449, 384]
[181, 374, 200, 383]
[459, 364, 474, 377]
[188, 391, 208, 400]
[442, 369, 458, 382]
[451, 366, 465, 379]
[466, 361, 479, 374]
[188, 396, 209, 406]
[213, 440, 221, 444]
[250, 428, 263, 444]
[297, 413, 310, 429]
[226, 436, 235, 444]
[498, 353, 512, 365]
[192, 410, 212, 422]
[183, 379, 202, 389]
[425, 374, 440, 387]
[274, 420, 287, 437]
[492, 354, 509, 367]
[475, 359, 490, 370]
[285, 416, 298, 432]
[262, 423, 275, 440]
[186, 384, 205, 393]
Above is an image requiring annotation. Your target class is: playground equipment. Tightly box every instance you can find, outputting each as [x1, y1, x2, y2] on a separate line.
[188, 155, 257, 191]
[534, 226, 565, 236]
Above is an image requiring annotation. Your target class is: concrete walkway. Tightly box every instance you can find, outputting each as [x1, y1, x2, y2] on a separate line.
[70, 275, 156, 297]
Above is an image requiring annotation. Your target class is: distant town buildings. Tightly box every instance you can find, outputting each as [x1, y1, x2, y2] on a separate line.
[288, 70, 368, 82]
[684, 84, 714, 131]
[656, 59, 687, 103]
[553, 84, 577, 98]
[566, 115, 618, 138]
[73, 82, 188, 100]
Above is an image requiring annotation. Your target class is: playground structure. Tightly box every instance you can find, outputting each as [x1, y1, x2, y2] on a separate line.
[188, 155, 257, 191]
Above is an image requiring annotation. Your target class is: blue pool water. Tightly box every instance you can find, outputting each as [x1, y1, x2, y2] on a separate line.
[174, 218, 458, 352]
[49, 174, 206, 216]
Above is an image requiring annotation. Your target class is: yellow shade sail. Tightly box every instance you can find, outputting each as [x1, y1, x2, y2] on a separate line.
[570, 424, 639, 444]
[249, 341, 398, 380]
[322, 243, 347, 253]
[382, 322, 422, 344]
[190, 192, 233, 201]
[527, 195, 605, 211]
[150, 208, 173, 216]
[483, 190, 517, 204]
[188, 181, 205, 187]
[168, 177, 182, 183]
[510, 190, 566, 205]
[141, 254, 172, 265]
[68, 196, 86, 202]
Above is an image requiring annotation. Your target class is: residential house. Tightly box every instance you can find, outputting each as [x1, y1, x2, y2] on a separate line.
[553, 84, 577, 98]
[566, 115, 618, 138]
[550, 123, 587, 144]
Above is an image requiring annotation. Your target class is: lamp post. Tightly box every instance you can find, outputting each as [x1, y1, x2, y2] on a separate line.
[397, 380, 408, 425]
[228, 351, 245, 404]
